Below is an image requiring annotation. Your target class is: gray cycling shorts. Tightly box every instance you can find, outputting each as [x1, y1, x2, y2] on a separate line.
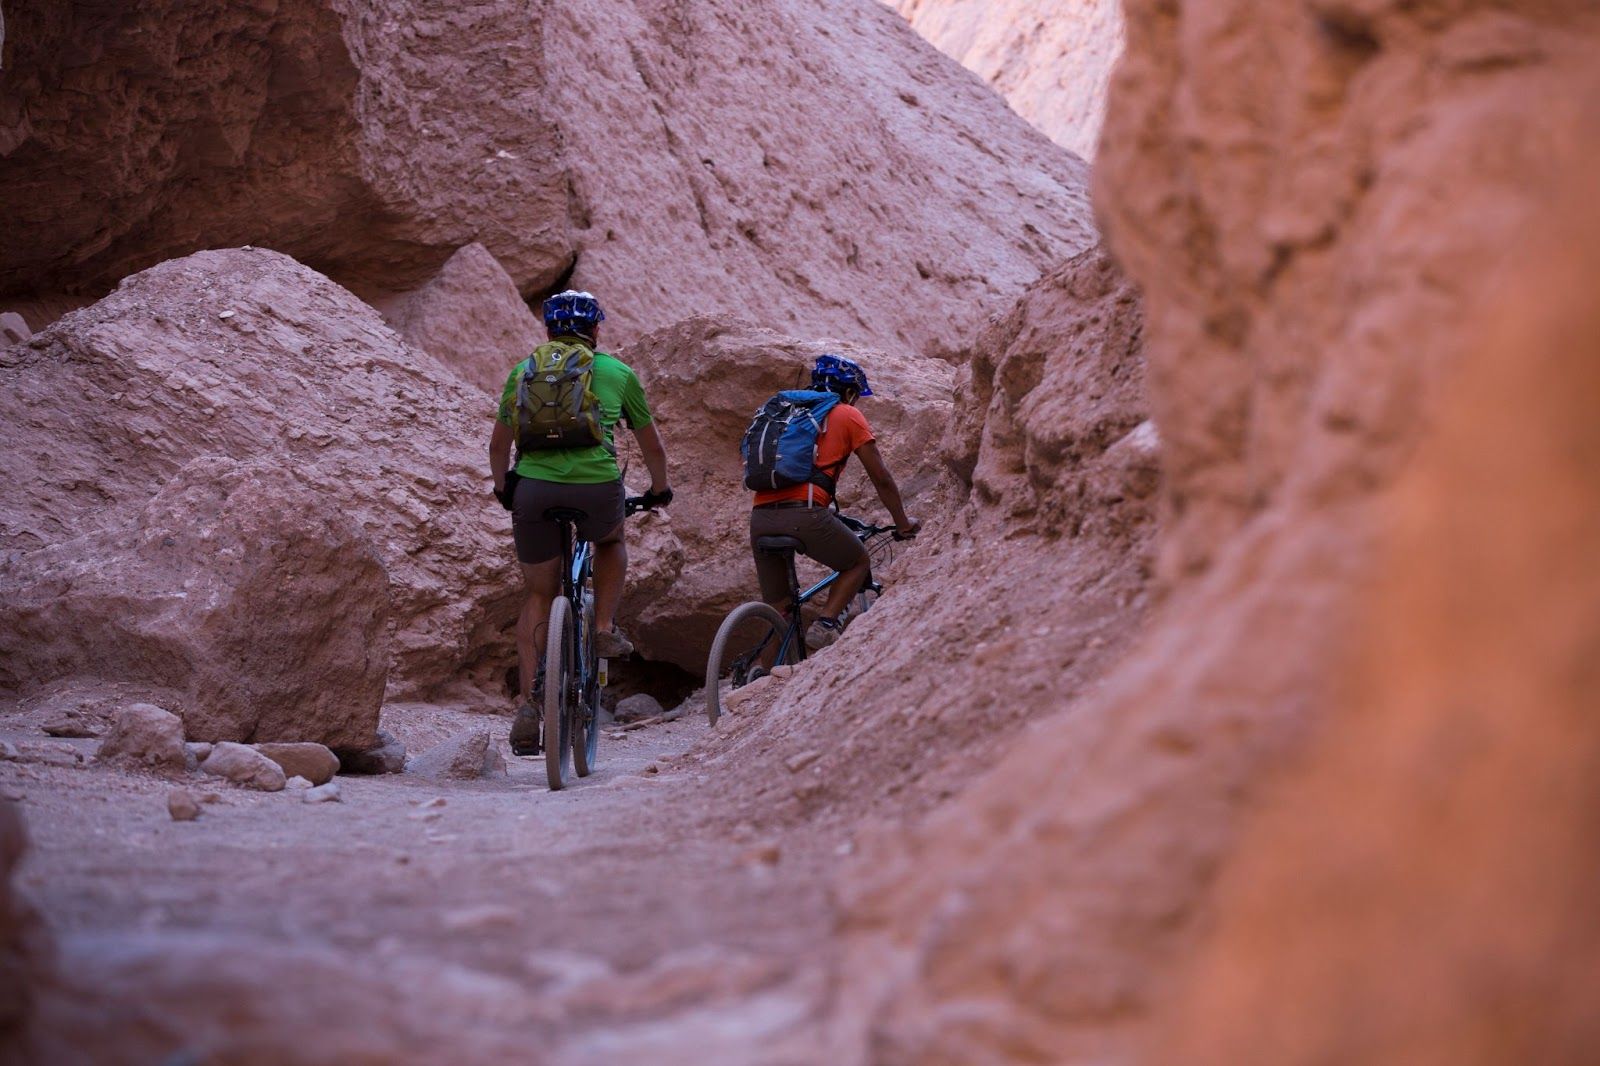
[749, 505, 868, 605]
[512, 477, 625, 564]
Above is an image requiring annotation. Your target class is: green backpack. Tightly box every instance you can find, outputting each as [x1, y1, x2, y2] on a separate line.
[513, 341, 606, 452]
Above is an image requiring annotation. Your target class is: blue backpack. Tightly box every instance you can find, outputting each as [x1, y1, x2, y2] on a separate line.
[741, 390, 841, 494]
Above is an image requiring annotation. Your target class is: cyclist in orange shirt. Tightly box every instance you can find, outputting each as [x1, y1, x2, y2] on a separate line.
[749, 355, 920, 650]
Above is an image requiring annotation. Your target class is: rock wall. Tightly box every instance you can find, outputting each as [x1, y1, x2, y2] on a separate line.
[0, 249, 514, 705]
[830, 4, 1600, 1062]
[1155, 135, 1600, 1066]
[0, 802, 49, 1050]
[887, 0, 1124, 159]
[697, 245, 1154, 830]
[0, 0, 1093, 355]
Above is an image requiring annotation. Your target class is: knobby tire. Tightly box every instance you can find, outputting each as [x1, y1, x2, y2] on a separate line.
[573, 596, 599, 778]
[705, 601, 796, 727]
[544, 596, 574, 790]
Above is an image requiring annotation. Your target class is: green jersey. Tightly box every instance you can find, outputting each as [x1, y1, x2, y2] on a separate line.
[497, 348, 653, 484]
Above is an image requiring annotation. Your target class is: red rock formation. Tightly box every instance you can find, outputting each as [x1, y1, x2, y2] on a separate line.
[0, 0, 1093, 355]
[700, 246, 1153, 829]
[887, 0, 1124, 158]
[0, 249, 504, 704]
[1155, 138, 1600, 1066]
[830, 4, 1600, 1062]
[2, 460, 390, 750]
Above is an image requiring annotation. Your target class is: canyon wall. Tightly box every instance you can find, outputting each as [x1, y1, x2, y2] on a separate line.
[833, 3, 1600, 1062]
[0, 0, 1092, 355]
[887, 0, 1123, 158]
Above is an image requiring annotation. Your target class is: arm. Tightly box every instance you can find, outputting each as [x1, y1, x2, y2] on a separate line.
[632, 422, 671, 496]
[854, 440, 919, 535]
[489, 418, 513, 494]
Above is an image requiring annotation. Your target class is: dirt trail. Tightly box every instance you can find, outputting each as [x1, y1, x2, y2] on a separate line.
[6, 701, 851, 1062]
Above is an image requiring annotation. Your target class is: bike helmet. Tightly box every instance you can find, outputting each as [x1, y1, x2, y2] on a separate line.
[810, 353, 873, 397]
[542, 290, 606, 340]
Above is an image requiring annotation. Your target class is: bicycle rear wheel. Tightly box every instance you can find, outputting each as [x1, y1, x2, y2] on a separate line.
[544, 595, 574, 790]
[573, 595, 600, 778]
[705, 602, 797, 726]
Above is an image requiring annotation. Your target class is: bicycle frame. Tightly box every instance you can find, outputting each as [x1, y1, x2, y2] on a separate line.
[747, 525, 894, 668]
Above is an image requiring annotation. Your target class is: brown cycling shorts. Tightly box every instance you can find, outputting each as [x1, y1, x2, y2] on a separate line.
[512, 477, 625, 564]
[749, 505, 868, 605]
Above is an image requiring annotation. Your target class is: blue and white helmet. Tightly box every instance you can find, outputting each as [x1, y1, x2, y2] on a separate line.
[542, 290, 605, 339]
[811, 353, 873, 397]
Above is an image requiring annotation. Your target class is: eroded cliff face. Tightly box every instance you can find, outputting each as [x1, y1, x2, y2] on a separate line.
[0, 0, 1092, 355]
[1154, 135, 1600, 1066]
[888, 0, 1124, 158]
[831, 3, 1600, 1062]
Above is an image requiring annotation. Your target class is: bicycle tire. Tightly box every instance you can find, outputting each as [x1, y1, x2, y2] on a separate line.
[705, 601, 796, 726]
[573, 595, 599, 778]
[544, 595, 574, 790]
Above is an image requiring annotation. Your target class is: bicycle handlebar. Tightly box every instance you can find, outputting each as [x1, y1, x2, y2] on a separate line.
[625, 495, 666, 516]
[837, 513, 917, 542]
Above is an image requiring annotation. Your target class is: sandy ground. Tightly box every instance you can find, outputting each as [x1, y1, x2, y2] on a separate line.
[4, 701, 852, 1063]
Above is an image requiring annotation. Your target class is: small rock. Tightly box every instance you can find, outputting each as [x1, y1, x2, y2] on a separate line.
[199, 792, 225, 804]
[643, 763, 660, 775]
[614, 692, 664, 722]
[303, 781, 342, 804]
[218, 309, 236, 320]
[254, 742, 339, 786]
[337, 729, 406, 775]
[408, 730, 500, 781]
[285, 775, 313, 790]
[42, 712, 102, 739]
[97, 704, 188, 775]
[784, 750, 822, 774]
[419, 796, 447, 809]
[167, 789, 201, 822]
[770, 664, 795, 680]
[408, 809, 442, 823]
[186, 742, 213, 761]
[744, 842, 781, 866]
[0, 742, 19, 762]
[1, 311, 32, 344]
[200, 742, 286, 792]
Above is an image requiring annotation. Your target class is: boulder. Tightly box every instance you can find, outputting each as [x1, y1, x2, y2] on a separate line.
[200, 743, 287, 792]
[95, 704, 188, 776]
[612, 693, 664, 723]
[253, 743, 339, 787]
[0, 249, 508, 702]
[407, 730, 504, 782]
[619, 317, 955, 671]
[888, 0, 1123, 158]
[0, 458, 389, 751]
[40, 712, 101, 739]
[337, 730, 406, 776]
[0, 312, 29, 345]
[0, 0, 1093, 356]
[382, 243, 541, 395]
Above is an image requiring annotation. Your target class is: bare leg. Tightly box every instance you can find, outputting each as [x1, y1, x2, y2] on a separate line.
[516, 559, 560, 700]
[820, 558, 870, 622]
[591, 525, 627, 633]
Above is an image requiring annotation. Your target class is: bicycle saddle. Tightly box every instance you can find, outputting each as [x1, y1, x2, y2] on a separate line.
[543, 507, 589, 523]
[755, 535, 805, 553]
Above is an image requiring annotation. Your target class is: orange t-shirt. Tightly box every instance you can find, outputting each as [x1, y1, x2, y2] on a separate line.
[752, 403, 875, 508]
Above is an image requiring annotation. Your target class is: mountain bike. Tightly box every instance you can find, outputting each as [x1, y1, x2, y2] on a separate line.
[540, 495, 659, 791]
[704, 514, 904, 725]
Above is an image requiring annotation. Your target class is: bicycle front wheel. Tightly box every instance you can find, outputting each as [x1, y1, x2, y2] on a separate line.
[544, 595, 574, 790]
[705, 602, 796, 726]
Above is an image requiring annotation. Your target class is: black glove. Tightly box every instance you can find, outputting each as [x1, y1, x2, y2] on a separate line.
[494, 471, 521, 512]
[640, 486, 673, 509]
